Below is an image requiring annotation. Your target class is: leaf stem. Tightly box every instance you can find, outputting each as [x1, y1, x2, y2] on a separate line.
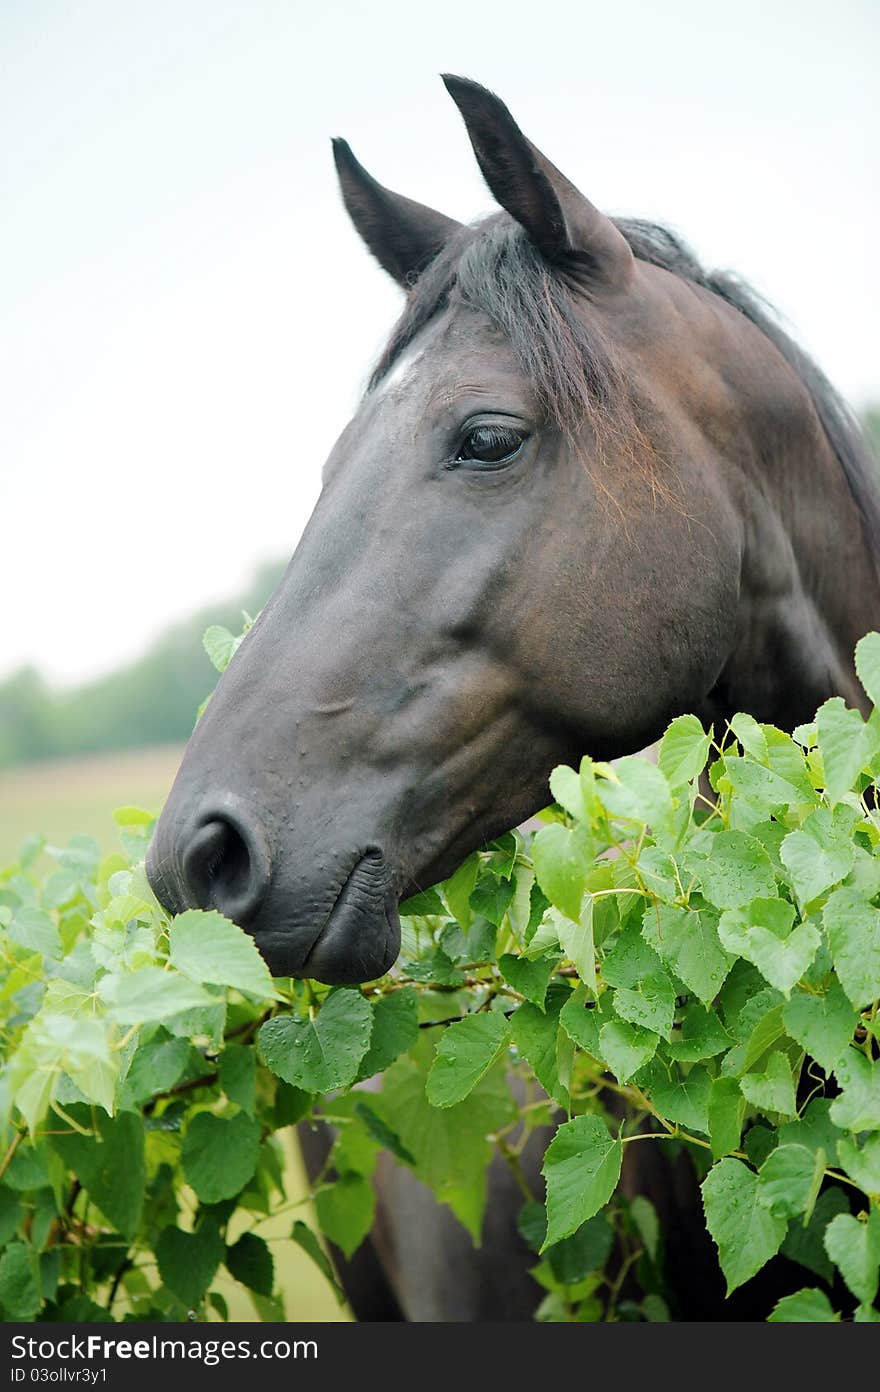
[0, 1129, 24, 1183]
[494, 1134, 536, 1203]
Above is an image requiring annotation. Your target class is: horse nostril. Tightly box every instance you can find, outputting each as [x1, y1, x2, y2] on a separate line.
[181, 815, 270, 926]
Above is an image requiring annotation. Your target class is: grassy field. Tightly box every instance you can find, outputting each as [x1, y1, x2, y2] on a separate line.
[0, 744, 185, 867]
[0, 744, 346, 1322]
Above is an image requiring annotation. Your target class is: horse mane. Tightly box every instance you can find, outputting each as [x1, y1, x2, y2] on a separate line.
[370, 213, 880, 560]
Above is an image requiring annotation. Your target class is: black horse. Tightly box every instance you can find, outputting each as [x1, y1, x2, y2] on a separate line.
[147, 78, 879, 1319]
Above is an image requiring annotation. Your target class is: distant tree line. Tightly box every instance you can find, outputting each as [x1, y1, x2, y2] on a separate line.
[0, 560, 284, 769]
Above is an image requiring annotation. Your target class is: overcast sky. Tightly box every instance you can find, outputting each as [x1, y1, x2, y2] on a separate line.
[2, 0, 877, 685]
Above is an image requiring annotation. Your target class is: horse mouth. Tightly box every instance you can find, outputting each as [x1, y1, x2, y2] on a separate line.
[294, 849, 401, 986]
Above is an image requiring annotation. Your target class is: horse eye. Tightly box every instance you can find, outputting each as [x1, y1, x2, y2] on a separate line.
[455, 424, 526, 466]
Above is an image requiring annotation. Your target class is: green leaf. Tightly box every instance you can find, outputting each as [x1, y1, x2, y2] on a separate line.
[598, 1020, 658, 1084]
[730, 712, 769, 762]
[105, 967, 217, 1025]
[357, 987, 419, 1080]
[666, 1004, 732, 1063]
[764, 726, 823, 797]
[291, 1219, 345, 1302]
[758, 1144, 821, 1218]
[778, 1097, 839, 1167]
[331, 1115, 379, 1178]
[732, 1001, 787, 1074]
[290, 1220, 346, 1304]
[836, 1134, 880, 1196]
[634, 846, 679, 903]
[469, 874, 515, 928]
[377, 1057, 515, 1241]
[690, 830, 777, 909]
[708, 1076, 745, 1159]
[273, 1082, 312, 1128]
[3, 1144, 49, 1195]
[541, 1116, 623, 1248]
[740, 1052, 797, 1118]
[51, 1110, 145, 1238]
[555, 900, 597, 996]
[648, 1064, 712, 1132]
[0, 1241, 41, 1319]
[546, 1214, 614, 1284]
[549, 764, 587, 821]
[498, 952, 558, 1009]
[443, 853, 479, 929]
[399, 886, 445, 916]
[524, 881, 552, 943]
[823, 886, 880, 1009]
[112, 805, 156, 828]
[600, 757, 674, 835]
[642, 904, 733, 1005]
[855, 631, 880, 707]
[532, 824, 589, 922]
[42, 868, 80, 909]
[169, 909, 281, 1000]
[352, 1101, 416, 1166]
[182, 1111, 261, 1203]
[18, 832, 46, 868]
[523, 911, 563, 960]
[558, 992, 605, 1057]
[824, 1209, 880, 1305]
[721, 757, 806, 817]
[719, 901, 819, 997]
[601, 922, 663, 989]
[314, 1174, 376, 1259]
[829, 1049, 880, 1130]
[225, 1232, 274, 1296]
[701, 1158, 786, 1293]
[628, 1194, 660, 1263]
[156, 1223, 224, 1307]
[219, 1044, 257, 1114]
[816, 697, 880, 801]
[119, 1034, 195, 1106]
[157, 1001, 227, 1048]
[782, 984, 855, 1075]
[426, 1012, 511, 1107]
[0, 1189, 23, 1246]
[8, 906, 61, 959]
[510, 999, 569, 1107]
[779, 806, 856, 904]
[782, 1185, 850, 1282]
[718, 896, 794, 954]
[658, 714, 711, 787]
[517, 1199, 548, 1252]
[258, 988, 372, 1092]
[9, 1011, 116, 1131]
[768, 1288, 838, 1322]
[203, 624, 241, 673]
[614, 971, 675, 1039]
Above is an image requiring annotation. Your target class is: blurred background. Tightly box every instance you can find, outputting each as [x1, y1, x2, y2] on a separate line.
[2, 0, 878, 851]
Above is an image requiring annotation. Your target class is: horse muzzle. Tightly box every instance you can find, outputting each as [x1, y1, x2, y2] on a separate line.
[145, 797, 401, 985]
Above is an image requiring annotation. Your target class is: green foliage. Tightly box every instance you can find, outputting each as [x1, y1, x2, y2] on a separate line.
[1, 630, 880, 1322]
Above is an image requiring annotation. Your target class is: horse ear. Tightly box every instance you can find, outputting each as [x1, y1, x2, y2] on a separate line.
[441, 75, 633, 291]
[332, 138, 462, 289]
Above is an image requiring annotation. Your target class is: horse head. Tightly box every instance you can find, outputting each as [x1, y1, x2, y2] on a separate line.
[146, 78, 875, 982]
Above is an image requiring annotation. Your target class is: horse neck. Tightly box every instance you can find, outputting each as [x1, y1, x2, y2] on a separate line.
[701, 352, 880, 732]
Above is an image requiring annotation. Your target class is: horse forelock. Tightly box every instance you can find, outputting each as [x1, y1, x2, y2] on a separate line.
[368, 213, 631, 449]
